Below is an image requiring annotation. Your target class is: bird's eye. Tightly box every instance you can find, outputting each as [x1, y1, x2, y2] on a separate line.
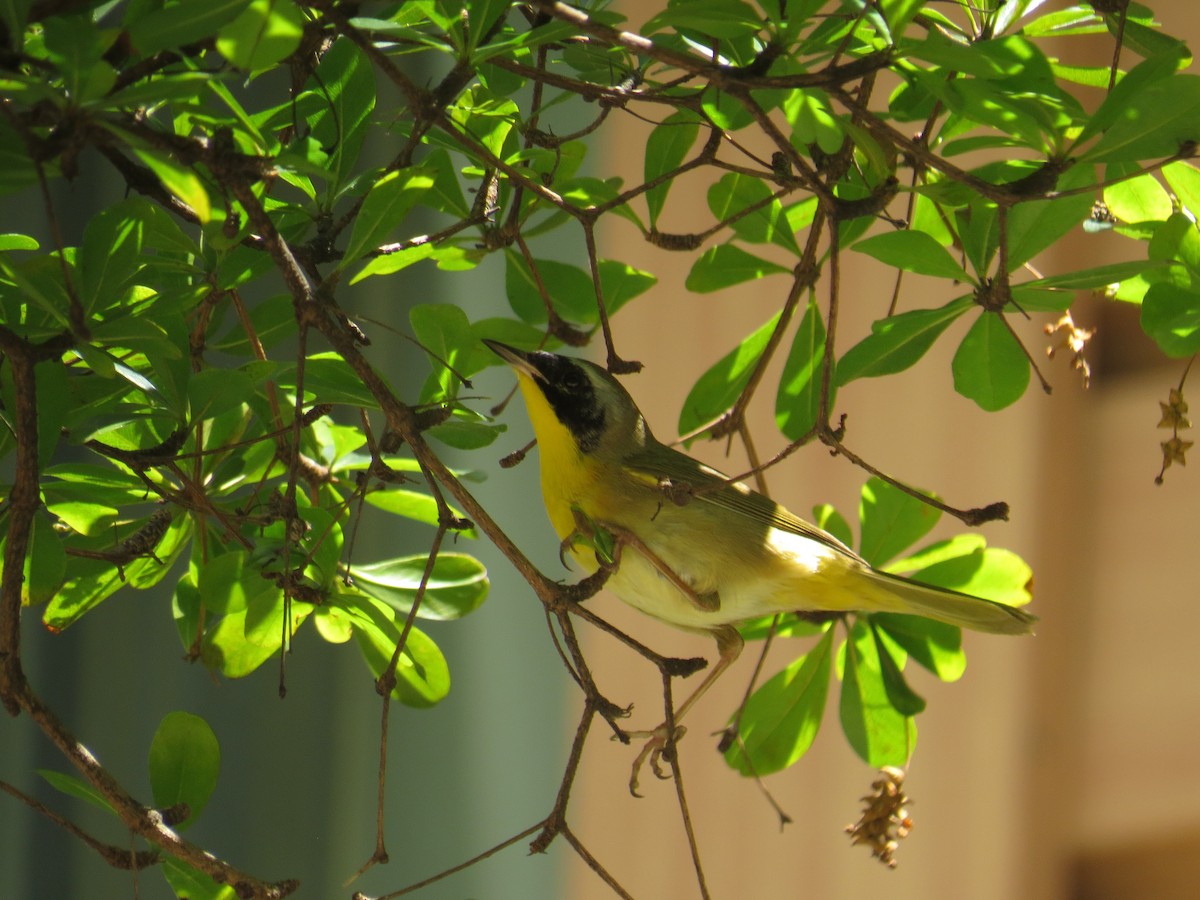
[561, 368, 585, 391]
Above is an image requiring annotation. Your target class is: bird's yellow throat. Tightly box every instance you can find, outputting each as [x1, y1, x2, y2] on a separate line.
[512, 370, 600, 545]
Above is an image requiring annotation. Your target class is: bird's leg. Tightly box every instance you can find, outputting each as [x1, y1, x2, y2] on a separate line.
[561, 511, 735, 792]
[627, 624, 744, 796]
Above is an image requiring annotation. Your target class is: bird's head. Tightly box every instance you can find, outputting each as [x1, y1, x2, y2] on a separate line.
[484, 340, 648, 458]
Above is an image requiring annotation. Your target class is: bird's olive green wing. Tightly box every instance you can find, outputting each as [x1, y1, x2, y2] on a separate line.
[623, 443, 866, 563]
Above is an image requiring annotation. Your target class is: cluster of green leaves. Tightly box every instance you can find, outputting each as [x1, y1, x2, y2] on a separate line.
[0, 8, 506, 709]
[727, 477, 1031, 774]
[1105, 163, 1200, 358]
[672, 0, 1200, 428]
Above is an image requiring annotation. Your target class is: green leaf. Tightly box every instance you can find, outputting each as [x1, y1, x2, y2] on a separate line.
[465, 0, 513, 51]
[852, 230, 972, 281]
[129, 147, 212, 223]
[365, 488, 473, 534]
[43, 558, 127, 632]
[0, 233, 38, 251]
[173, 566, 202, 654]
[351, 552, 489, 620]
[243, 586, 310, 648]
[426, 409, 505, 450]
[79, 202, 143, 315]
[858, 477, 939, 568]
[812, 503, 853, 548]
[685, 243, 788, 293]
[147, 711, 221, 829]
[447, 85, 518, 158]
[871, 623, 926, 716]
[188, 368, 255, 421]
[313, 605, 354, 644]
[954, 198, 999, 275]
[835, 298, 972, 385]
[127, 0, 253, 55]
[775, 300, 827, 441]
[197, 551, 276, 615]
[1163, 161, 1200, 219]
[504, 253, 589, 324]
[1113, 17, 1191, 64]
[37, 769, 116, 814]
[39, 14, 115, 103]
[161, 858, 239, 900]
[1024, 259, 1173, 291]
[422, 147, 471, 217]
[840, 622, 915, 767]
[1149, 212, 1200, 276]
[645, 0, 765, 39]
[738, 613, 829, 642]
[1081, 73, 1200, 163]
[411, 302, 473, 399]
[1141, 282, 1200, 357]
[724, 628, 833, 775]
[268, 353, 381, 407]
[645, 110, 701, 228]
[912, 547, 1033, 608]
[598, 259, 656, 318]
[23, 512, 66, 606]
[341, 167, 436, 266]
[678, 312, 782, 436]
[343, 594, 451, 707]
[708, 173, 798, 253]
[216, 0, 304, 71]
[1104, 167, 1173, 223]
[200, 602, 311, 677]
[1005, 166, 1096, 270]
[951, 313, 1031, 411]
[873, 613, 965, 682]
[886, 533, 986, 573]
[784, 89, 844, 156]
[701, 86, 755, 132]
[43, 463, 149, 508]
[350, 243, 435, 284]
[0, 117, 38, 195]
[304, 39, 375, 188]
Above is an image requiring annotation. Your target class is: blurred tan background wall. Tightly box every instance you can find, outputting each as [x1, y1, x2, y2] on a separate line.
[560, 3, 1200, 898]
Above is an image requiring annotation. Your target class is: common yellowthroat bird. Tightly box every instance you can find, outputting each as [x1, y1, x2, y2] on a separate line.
[486, 340, 1034, 784]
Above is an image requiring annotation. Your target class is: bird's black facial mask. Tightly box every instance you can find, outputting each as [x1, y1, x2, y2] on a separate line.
[529, 352, 606, 453]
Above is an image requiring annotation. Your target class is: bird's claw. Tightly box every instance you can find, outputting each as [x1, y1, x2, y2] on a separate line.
[625, 723, 687, 797]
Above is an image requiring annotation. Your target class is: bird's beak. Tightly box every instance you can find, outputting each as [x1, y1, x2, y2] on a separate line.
[483, 339, 545, 382]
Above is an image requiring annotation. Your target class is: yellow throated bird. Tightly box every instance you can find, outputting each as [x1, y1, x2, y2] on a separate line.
[486, 340, 1035, 779]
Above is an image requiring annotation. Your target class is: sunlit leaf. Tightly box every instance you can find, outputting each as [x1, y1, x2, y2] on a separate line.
[351, 553, 489, 620]
[725, 628, 833, 775]
[775, 300, 827, 441]
[216, 0, 304, 71]
[836, 299, 972, 385]
[858, 477, 939, 568]
[678, 312, 782, 437]
[951, 313, 1031, 411]
[852, 230, 971, 281]
[645, 110, 702, 228]
[685, 243, 789, 292]
[148, 712, 221, 829]
[840, 621, 916, 767]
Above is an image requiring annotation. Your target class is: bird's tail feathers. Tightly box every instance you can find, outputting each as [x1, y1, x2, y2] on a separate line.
[862, 569, 1036, 635]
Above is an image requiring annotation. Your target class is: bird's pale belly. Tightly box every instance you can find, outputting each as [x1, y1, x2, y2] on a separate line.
[559, 505, 856, 632]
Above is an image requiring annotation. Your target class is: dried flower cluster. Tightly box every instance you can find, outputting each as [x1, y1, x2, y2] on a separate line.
[845, 766, 913, 868]
[1156, 379, 1193, 484]
[1044, 312, 1095, 389]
